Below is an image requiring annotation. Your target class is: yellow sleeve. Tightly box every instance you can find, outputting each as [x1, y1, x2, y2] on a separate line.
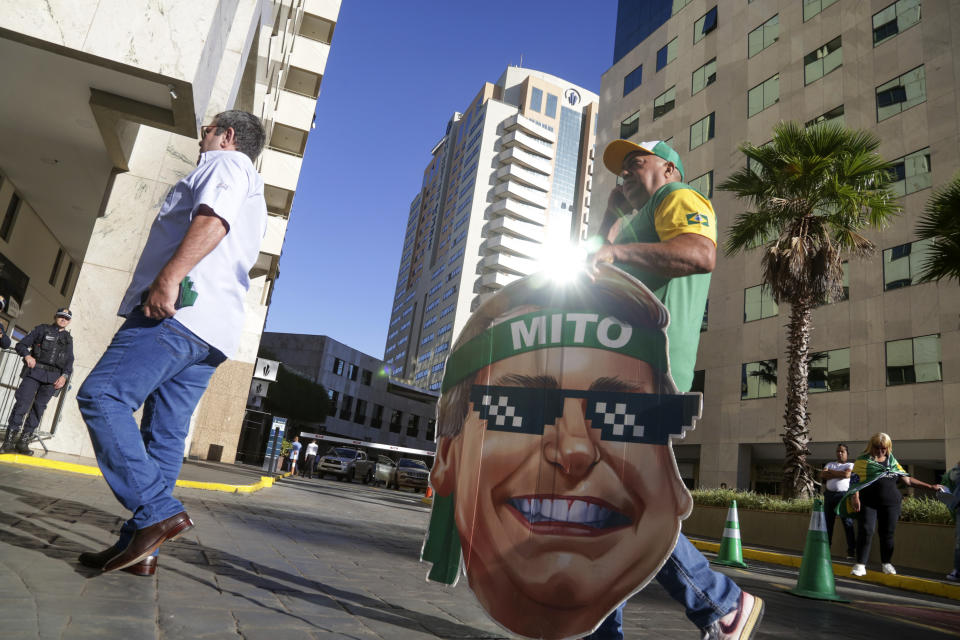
[654, 188, 718, 245]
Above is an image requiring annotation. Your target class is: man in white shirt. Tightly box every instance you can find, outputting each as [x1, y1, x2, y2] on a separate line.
[77, 110, 267, 576]
[822, 443, 856, 559]
[302, 439, 319, 479]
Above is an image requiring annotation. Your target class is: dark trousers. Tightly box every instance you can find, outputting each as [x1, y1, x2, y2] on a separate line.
[7, 376, 57, 437]
[856, 501, 902, 564]
[824, 490, 856, 556]
[302, 454, 316, 478]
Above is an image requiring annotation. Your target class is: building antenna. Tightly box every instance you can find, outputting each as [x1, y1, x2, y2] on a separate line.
[519, 53, 523, 68]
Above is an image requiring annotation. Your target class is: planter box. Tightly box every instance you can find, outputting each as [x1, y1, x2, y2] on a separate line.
[683, 505, 954, 574]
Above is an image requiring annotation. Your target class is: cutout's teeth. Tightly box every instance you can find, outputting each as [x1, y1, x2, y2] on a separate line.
[569, 500, 587, 522]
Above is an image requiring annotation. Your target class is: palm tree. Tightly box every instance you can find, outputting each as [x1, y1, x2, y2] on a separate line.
[719, 122, 900, 499]
[916, 175, 960, 283]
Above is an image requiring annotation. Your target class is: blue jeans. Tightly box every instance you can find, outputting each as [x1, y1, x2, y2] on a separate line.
[78, 311, 225, 540]
[584, 534, 741, 639]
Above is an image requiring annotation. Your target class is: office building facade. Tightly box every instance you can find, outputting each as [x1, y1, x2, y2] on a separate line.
[0, 0, 341, 461]
[383, 67, 599, 391]
[257, 333, 438, 453]
[596, 0, 959, 491]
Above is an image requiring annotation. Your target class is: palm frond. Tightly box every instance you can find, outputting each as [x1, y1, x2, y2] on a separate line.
[916, 175, 960, 283]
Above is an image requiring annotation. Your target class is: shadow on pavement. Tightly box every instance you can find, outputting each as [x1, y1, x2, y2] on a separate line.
[0, 485, 497, 638]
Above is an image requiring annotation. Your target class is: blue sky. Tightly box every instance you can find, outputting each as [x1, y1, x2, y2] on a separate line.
[264, 1, 618, 358]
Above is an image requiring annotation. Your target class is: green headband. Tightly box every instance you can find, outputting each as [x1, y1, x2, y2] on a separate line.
[441, 308, 667, 393]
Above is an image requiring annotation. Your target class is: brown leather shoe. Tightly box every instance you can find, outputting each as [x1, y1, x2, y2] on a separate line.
[79, 544, 158, 576]
[101, 511, 193, 573]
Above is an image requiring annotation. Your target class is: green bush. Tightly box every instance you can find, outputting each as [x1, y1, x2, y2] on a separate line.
[692, 489, 953, 525]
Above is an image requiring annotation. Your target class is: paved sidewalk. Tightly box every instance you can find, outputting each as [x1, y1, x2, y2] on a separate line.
[1, 456, 958, 639]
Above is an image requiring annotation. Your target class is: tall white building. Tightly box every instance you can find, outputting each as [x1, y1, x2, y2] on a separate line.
[383, 67, 599, 390]
[0, 0, 341, 462]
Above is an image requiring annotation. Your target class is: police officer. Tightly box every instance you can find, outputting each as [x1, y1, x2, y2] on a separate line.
[1, 307, 74, 455]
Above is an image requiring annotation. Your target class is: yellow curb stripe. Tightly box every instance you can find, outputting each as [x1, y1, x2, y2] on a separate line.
[689, 538, 960, 601]
[0, 453, 277, 494]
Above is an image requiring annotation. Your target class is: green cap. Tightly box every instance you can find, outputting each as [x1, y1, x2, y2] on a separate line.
[603, 139, 684, 180]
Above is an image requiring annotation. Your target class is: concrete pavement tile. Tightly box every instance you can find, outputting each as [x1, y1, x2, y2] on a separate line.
[158, 605, 237, 637]
[231, 607, 323, 629]
[62, 616, 158, 639]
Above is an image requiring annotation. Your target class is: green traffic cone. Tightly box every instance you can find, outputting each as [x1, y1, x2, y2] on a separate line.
[789, 498, 847, 602]
[713, 499, 748, 568]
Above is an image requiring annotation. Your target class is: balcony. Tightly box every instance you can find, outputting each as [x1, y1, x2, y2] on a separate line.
[496, 164, 550, 192]
[289, 34, 331, 77]
[479, 271, 521, 290]
[261, 214, 288, 256]
[483, 215, 545, 243]
[259, 148, 303, 192]
[494, 181, 549, 208]
[503, 113, 557, 143]
[497, 147, 552, 174]
[274, 90, 315, 132]
[480, 253, 537, 276]
[488, 198, 546, 226]
[500, 130, 554, 159]
[480, 234, 541, 260]
[304, 0, 342, 22]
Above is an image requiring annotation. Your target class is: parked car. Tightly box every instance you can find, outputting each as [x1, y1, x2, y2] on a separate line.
[317, 447, 375, 482]
[389, 457, 430, 492]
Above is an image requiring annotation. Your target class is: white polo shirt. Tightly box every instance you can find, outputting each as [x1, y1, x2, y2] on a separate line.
[824, 461, 854, 492]
[118, 150, 267, 358]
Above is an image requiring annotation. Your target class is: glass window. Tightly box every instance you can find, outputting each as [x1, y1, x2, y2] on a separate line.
[748, 15, 779, 58]
[425, 419, 436, 441]
[620, 110, 641, 139]
[888, 147, 931, 196]
[407, 414, 420, 437]
[353, 399, 367, 424]
[673, 0, 692, 14]
[389, 409, 402, 433]
[809, 348, 850, 393]
[347, 363, 358, 381]
[694, 6, 718, 44]
[744, 284, 778, 322]
[748, 74, 779, 117]
[873, 0, 921, 47]
[624, 65, 643, 96]
[529, 87, 543, 113]
[803, 0, 839, 22]
[657, 37, 679, 71]
[332, 357, 344, 375]
[1, 192, 20, 241]
[60, 262, 75, 297]
[653, 86, 676, 120]
[805, 105, 845, 128]
[691, 58, 717, 95]
[361, 369, 373, 385]
[371, 404, 384, 428]
[876, 65, 926, 121]
[339, 395, 353, 420]
[689, 113, 715, 150]
[688, 171, 713, 198]
[804, 37, 842, 85]
[886, 334, 941, 385]
[49, 248, 64, 286]
[883, 238, 934, 290]
[545, 93, 559, 118]
[742, 359, 777, 399]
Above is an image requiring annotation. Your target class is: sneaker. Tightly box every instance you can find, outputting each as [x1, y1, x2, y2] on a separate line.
[946, 570, 959, 582]
[881, 563, 897, 575]
[700, 591, 764, 640]
[851, 564, 867, 577]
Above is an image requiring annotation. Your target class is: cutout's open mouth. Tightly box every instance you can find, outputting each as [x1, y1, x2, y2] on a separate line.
[506, 495, 632, 533]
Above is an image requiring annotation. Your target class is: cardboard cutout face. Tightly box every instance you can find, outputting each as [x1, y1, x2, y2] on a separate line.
[422, 266, 700, 640]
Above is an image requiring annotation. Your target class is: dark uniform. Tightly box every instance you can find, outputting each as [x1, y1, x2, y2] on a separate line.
[2, 310, 74, 454]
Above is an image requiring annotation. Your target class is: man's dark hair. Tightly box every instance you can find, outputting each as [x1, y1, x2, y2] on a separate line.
[214, 110, 266, 161]
[837, 443, 848, 452]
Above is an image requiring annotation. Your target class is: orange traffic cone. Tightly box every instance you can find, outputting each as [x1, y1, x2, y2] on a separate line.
[421, 485, 434, 505]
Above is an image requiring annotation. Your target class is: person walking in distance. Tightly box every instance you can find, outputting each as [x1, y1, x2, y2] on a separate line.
[822, 444, 856, 559]
[302, 439, 319, 478]
[76, 110, 268, 577]
[289, 435, 302, 475]
[1, 308, 73, 455]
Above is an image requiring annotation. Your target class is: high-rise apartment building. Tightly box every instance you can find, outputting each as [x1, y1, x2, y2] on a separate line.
[0, 0, 341, 462]
[596, 0, 958, 491]
[383, 67, 599, 391]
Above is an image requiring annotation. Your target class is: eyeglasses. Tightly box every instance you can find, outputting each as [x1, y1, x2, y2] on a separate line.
[199, 124, 221, 138]
[469, 385, 699, 444]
